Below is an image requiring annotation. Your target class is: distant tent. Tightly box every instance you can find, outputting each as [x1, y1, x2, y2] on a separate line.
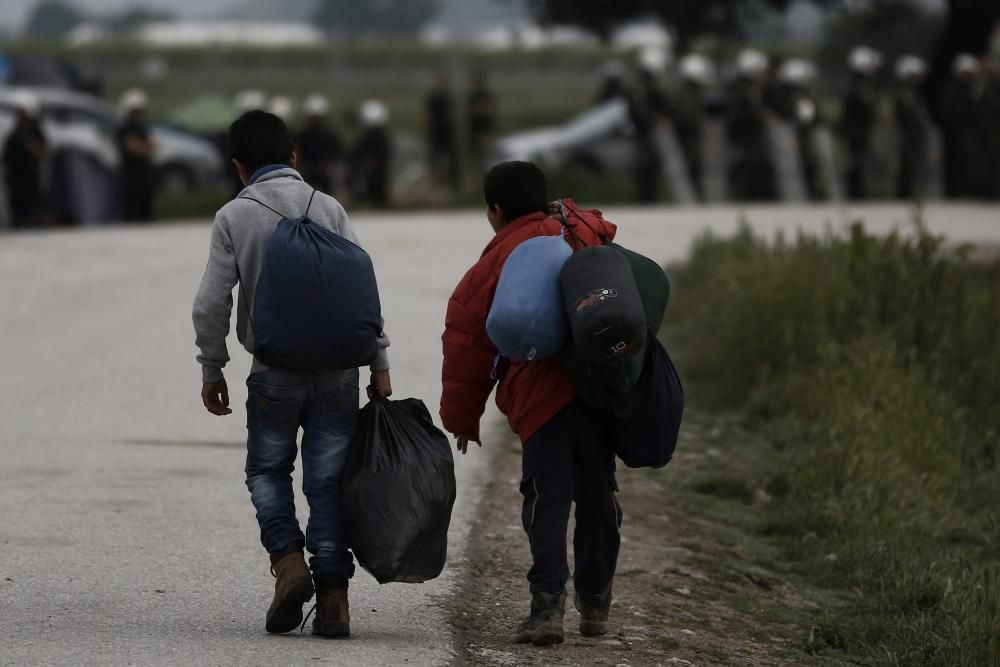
[50, 148, 120, 225]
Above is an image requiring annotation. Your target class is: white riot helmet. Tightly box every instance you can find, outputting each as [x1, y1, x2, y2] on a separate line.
[268, 95, 294, 121]
[780, 58, 817, 86]
[119, 88, 148, 114]
[736, 48, 769, 78]
[849, 45, 883, 75]
[952, 53, 980, 78]
[679, 53, 714, 86]
[359, 99, 388, 127]
[9, 89, 40, 116]
[303, 93, 330, 117]
[895, 55, 926, 81]
[796, 98, 817, 125]
[234, 89, 266, 114]
[638, 45, 668, 75]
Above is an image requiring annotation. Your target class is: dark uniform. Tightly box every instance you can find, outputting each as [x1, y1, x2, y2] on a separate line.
[466, 77, 496, 175]
[726, 79, 777, 201]
[296, 121, 342, 195]
[941, 77, 994, 199]
[671, 81, 706, 199]
[119, 118, 155, 222]
[352, 126, 391, 207]
[841, 74, 879, 200]
[628, 71, 670, 204]
[981, 70, 1000, 199]
[789, 92, 825, 201]
[893, 84, 932, 199]
[3, 114, 47, 228]
[426, 81, 458, 192]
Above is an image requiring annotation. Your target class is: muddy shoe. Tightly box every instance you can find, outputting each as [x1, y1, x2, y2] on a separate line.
[575, 590, 612, 637]
[514, 592, 566, 646]
[265, 550, 314, 634]
[312, 576, 350, 638]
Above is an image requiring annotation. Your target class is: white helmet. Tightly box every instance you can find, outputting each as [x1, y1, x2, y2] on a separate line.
[849, 45, 883, 74]
[952, 53, 980, 77]
[9, 89, 40, 116]
[895, 55, 926, 81]
[638, 45, 668, 75]
[780, 58, 817, 86]
[796, 98, 817, 125]
[119, 88, 148, 114]
[303, 93, 330, 117]
[234, 89, 266, 113]
[359, 99, 388, 127]
[736, 48, 769, 77]
[268, 95, 294, 120]
[679, 53, 714, 86]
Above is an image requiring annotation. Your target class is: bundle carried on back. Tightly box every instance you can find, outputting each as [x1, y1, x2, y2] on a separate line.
[239, 191, 383, 372]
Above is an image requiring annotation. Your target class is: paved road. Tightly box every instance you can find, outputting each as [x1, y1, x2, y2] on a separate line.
[1, 203, 997, 666]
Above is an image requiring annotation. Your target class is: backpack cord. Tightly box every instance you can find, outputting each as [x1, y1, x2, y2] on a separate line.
[230, 189, 318, 354]
[558, 200, 587, 249]
[303, 189, 318, 219]
[238, 196, 288, 220]
[557, 199, 610, 249]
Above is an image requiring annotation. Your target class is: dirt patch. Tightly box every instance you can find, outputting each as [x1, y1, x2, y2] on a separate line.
[451, 418, 824, 666]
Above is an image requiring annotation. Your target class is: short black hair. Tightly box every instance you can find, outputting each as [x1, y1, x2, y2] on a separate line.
[483, 161, 547, 221]
[227, 110, 295, 174]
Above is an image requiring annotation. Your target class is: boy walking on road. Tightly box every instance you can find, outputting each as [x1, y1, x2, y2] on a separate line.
[440, 161, 623, 646]
[193, 110, 391, 638]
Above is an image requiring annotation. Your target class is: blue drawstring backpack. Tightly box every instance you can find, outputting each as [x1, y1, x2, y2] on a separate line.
[487, 235, 573, 361]
[238, 191, 383, 371]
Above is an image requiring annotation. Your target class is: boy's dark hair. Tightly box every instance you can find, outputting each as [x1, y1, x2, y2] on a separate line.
[483, 161, 547, 221]
[227, 110, 295, 174]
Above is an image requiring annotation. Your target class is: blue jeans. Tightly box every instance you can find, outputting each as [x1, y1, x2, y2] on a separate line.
[245, 368, 359, 579]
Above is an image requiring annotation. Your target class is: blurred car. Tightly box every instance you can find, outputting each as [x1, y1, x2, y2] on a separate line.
[490, 98, 634, 176]
[0, 87, 226, 192]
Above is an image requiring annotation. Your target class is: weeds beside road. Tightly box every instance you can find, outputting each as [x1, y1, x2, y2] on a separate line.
[665, 220, 1000, 665]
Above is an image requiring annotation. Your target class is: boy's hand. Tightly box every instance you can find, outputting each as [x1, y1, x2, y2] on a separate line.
[454, 434, 482, 455]
[369, 369, 393, 399]
[201, 380, 232, 416]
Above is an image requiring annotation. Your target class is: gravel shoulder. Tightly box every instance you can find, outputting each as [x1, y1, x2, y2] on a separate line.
[450, 412, 836, 667]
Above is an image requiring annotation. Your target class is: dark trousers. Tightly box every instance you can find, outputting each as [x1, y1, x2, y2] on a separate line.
[520, 400, 622, 597]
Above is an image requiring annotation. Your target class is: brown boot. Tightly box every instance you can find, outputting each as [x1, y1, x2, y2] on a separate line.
[265, 549, 314, 634]
[514, 592, 566, 646]
[575, 589, 612, 637]
[312, 576, 350, 638]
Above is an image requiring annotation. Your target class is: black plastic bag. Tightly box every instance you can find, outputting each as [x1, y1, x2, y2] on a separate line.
[612, 336, 684, 469]
[342, 396, 457, 584]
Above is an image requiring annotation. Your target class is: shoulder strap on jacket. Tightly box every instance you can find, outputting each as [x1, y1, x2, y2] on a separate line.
[238, 196, 288, 220]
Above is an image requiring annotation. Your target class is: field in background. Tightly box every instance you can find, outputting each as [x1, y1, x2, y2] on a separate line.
[7, 42, 632, 210]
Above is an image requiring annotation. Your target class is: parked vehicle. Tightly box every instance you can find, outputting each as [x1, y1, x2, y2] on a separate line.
[491, 98, 634, 176]
[0, 87, 226, 193]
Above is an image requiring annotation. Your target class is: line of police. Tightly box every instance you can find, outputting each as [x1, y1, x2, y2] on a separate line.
[2, 88, 154, 228]
[621, 46, 1000, 203]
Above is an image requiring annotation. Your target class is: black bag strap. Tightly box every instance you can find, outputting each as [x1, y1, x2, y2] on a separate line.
[304, 189, 318, 219]
[557, 199, 611, 249]
[238, 196, 287, 220]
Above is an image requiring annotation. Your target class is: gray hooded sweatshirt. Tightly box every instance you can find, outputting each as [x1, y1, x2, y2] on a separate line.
[192, 167, 390, 384]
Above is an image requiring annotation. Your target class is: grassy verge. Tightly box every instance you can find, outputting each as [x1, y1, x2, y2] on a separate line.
[661, 219, 1000, 665]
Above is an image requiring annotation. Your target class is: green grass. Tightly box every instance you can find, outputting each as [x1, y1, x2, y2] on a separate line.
[663, 218, 1000, 666]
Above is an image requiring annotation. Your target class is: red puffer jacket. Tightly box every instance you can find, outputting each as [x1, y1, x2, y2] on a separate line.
[440, 200, 617, 443]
